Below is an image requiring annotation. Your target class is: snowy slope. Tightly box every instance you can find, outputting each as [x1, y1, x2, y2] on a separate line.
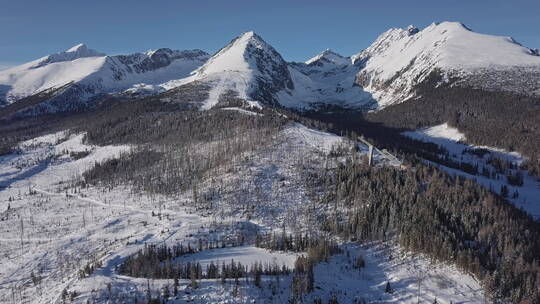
[0, 49, 107, 104]
[354, 21, 540, 107]
[283, 49, 374, 109]
[403, 123, 540, 219]
[0, 44, 209, 110]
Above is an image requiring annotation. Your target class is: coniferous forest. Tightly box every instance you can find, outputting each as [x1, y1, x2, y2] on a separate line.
[307, 159, 540, 303]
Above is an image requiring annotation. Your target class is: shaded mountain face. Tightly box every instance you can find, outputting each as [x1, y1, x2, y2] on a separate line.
[114, 49, 209, 76]
[2, 21, 540, 116]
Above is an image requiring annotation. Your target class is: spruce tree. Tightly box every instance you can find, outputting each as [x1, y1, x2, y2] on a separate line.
[385, 281, 393, 294]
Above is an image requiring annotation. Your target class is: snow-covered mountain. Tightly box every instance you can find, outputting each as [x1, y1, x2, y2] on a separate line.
[0, 44, 209, 110]
[161, 31, 295, 110]
[353, 21, 540, 107]
[285, 49, 373, 109]
[31, 43, 106, 69]
[3, 21, 540, 114]
[161, 33, 374, 110]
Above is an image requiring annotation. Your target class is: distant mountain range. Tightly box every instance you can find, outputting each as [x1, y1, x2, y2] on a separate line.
[1, 21, 539, 115]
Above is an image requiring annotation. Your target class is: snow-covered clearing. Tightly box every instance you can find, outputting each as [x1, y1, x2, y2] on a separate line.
[403, 123, 540, 218]
[283, 122, 344, 154]
[174, 246, 299, 270]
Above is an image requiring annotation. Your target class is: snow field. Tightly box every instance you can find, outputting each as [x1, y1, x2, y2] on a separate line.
[174, 245, 299, 270]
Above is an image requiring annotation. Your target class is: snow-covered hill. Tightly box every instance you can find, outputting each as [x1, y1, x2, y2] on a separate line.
[353, 21, 540, 107]
[403, 123, 540, 218]
[0, 44, 209, 110]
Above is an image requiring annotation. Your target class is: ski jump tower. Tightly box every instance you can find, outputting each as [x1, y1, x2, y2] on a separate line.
[368, 144, 374, 166]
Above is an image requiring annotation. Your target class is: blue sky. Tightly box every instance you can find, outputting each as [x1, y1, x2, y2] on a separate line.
[0, 0, 538, 69]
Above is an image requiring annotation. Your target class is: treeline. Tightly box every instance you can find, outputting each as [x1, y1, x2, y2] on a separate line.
[437, 152, 525, 188]
[309, 158, 540, 303]
[255, 231, 341, 260]
[118, 243, 291, 280]
[0, 112, 70, 157]
[303, 110, 450, 167]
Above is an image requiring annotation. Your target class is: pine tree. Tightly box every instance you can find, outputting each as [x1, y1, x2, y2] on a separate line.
[385, 281, 393, 294]
[233, 277, 239, 297]
[146, 280, 152, 302]
[190, 264, 198, 289]
[254, 262, 262, 288]
[173, 278, 179, 296]
[306, 263, 314, 292]
[163, 285, 170, 300]
[354, 254, 365, 269]
[328, 294, 339, 304]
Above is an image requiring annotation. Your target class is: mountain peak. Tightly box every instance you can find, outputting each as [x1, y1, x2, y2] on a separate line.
[31, 43, 105, 69]
[353, 20, 540, 107]
[306, 49, 349, 66]
[66, 43, 87, 52]
[64, 43, 104, 57]
[321, 48, 338, 56]
[436, 21, 472, 31]
[239, 30, 256, 39]
[196, 30, 281, 77]
[231, 30, 270, 51]
[228, 31, 265, 48]
[190, 30, 292, 108]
